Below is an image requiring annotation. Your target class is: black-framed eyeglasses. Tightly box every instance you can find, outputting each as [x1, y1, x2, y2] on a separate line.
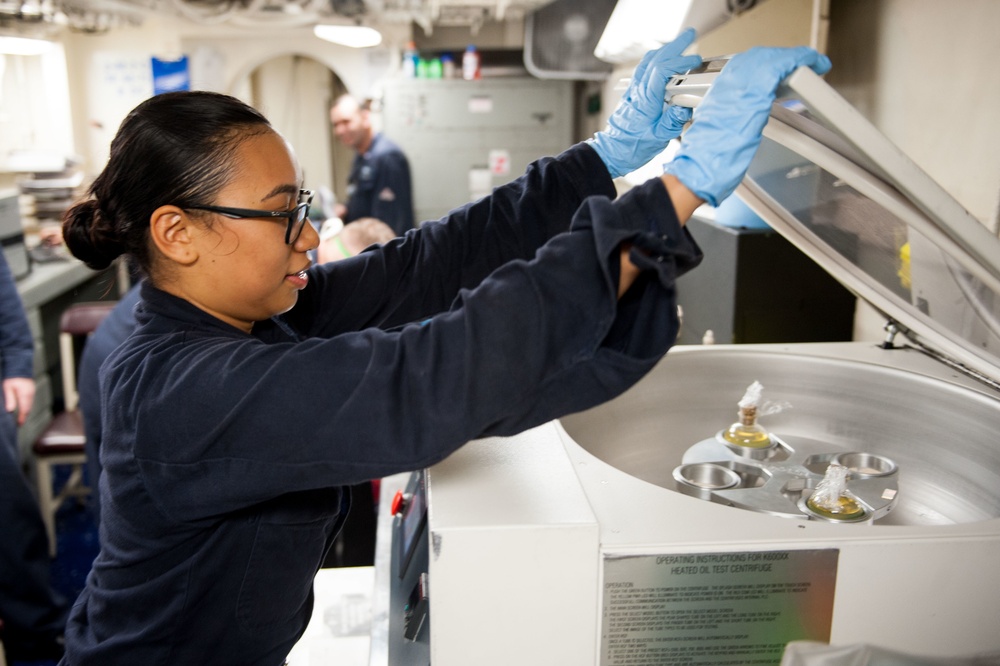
[186, 189, 313, 245]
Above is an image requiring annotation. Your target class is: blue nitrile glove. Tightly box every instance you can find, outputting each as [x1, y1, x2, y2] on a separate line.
[588, 28, 703, 178]
[663, 46, 831, 207]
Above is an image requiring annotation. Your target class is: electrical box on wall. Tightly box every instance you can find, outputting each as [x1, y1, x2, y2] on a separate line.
[381, 78, 573, 224]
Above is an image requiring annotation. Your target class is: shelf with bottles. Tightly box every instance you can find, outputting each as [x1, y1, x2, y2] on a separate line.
[400, 44, 527, 80]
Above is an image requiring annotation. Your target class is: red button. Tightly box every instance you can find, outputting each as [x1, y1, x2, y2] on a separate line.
[391, 490, 407, 516]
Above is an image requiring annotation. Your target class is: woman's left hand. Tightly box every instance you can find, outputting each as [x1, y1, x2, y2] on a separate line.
[588, 27, 703, 178]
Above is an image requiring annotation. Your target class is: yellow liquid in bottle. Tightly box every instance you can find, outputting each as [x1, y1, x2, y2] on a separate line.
[722, 423, 771, 448]
[806, 493, 866, 520]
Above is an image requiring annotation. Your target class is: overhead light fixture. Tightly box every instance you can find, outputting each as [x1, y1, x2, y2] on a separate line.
[0, 36, 56, 56]
[594, 0, 732, 64]
[313, 24, 382, 48]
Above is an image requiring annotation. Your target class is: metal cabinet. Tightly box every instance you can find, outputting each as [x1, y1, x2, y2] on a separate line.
[381, 78, 574, 224]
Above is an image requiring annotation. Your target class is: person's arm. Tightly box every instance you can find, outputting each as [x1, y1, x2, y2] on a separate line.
[664, 46, 831, 207]
[0, 252, 34, 424]
[132, 173, 700, 521]
[291, 30, 705, 337]
[618, 174, 703, 297]
[287, 142, 616, 336]
[152, 44, 830, 520]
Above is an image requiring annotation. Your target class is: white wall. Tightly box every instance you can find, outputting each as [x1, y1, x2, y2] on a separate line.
[849, 0, 1000, 234]
[181, 30, 399, 200]
[63, 17, 185, 179]
[60, 17, 411, 182]
[825, 0, 1000, 340]
[246, 54, 343, 201]
[0, 45, 74, 192]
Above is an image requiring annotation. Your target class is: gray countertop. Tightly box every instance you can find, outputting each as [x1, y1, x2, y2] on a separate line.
[16, 257, 100, 309]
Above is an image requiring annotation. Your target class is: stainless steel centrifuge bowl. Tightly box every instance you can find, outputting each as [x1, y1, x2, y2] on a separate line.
[559, 344, 1000, 526]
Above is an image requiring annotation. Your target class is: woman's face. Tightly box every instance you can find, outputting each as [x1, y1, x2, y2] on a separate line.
[182, 130, 319, 332]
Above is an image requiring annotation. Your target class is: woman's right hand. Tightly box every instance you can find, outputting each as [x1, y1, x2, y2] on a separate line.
[663, 46, 832, 207]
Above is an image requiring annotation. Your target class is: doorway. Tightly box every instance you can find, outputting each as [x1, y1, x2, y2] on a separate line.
[246, 54, 351, 218]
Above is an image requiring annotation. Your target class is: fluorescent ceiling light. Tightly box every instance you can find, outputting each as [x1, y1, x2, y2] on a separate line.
[594, 0, 730, 64]
[313, 24, 382, 48]
[0, 36, 56, 56]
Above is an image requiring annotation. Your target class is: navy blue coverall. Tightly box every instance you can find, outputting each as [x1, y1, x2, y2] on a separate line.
[0, 251, 69, 658]
[78, 283, 141, 527]
[343, 132, 415, 236]
[61, 143, 702, 665]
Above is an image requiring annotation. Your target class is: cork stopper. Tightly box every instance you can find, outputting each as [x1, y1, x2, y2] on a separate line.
[738, 405, 757, 427]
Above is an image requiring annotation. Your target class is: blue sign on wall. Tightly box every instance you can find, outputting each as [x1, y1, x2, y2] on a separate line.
[151, 56, 190, 94]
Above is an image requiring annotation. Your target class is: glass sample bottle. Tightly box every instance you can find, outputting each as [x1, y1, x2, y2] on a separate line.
[805, 463, 867, 521]
[722, 404, 772, 448]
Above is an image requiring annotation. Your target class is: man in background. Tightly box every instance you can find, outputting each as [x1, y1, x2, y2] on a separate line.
[0, 251, 68, 661]
[330, 95, 415, 236]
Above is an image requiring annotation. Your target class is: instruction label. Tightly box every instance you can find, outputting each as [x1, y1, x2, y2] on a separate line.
[601, 549, 837, 666]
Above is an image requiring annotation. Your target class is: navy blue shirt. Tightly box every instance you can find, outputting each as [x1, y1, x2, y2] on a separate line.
[61, 143, 702, 665]
[0, 251, 33, 383]
[78, 283, 141, 526]
[343, 132, 414, 235]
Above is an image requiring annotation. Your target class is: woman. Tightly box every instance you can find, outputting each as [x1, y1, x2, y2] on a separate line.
[59, 34, 829, 665]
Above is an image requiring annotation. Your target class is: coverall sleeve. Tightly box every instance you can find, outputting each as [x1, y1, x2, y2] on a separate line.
[287, 142, 616, 337]
[128, 176, 701, 522]
[0, 252, 33, 380]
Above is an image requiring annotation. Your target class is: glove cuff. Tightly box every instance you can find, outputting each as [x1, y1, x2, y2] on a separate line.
[586, 135, 624, 179]
[663, 156, 720, 208]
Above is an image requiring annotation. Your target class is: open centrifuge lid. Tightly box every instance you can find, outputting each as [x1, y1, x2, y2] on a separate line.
[719, 66, 1000, 386]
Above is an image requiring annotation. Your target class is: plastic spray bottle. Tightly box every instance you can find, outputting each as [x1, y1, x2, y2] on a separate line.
[462, 44, 481, 80]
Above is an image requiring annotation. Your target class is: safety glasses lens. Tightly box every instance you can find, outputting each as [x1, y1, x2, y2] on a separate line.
[286, 203, 310, 244]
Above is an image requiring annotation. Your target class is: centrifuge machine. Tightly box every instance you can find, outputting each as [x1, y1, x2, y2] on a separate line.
[378, 65, 1000, 666]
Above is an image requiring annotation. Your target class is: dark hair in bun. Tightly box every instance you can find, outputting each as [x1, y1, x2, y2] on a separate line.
[63, 90, 272, 275]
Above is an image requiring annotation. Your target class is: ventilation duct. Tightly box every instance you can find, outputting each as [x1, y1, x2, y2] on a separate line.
[523, 0, 615, 80]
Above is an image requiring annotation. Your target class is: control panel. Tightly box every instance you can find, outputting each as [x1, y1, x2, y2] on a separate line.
[386, 470, 431, 665]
